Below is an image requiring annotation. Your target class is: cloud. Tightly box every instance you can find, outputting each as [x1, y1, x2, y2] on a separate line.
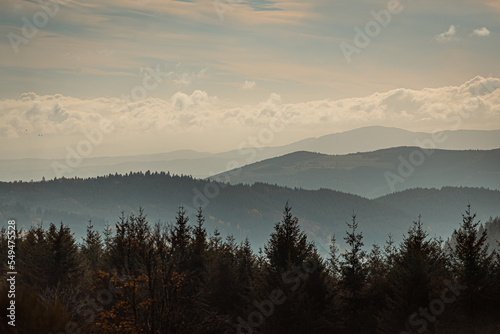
[434, 25, 490, 43]
[172, 67, 208, 86]
[434, 25, 460, 42]
[243, 80, 256, 90]
[1, 77, 499, 156]
[0, 76, 500, 137]
[472, 27, 490, 37]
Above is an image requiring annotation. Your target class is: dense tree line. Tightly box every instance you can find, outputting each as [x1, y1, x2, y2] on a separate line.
[1, 204, 500, 333]
[2, 173, 500, 249]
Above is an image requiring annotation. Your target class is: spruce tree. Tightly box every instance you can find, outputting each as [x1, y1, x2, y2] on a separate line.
[324, 234, 343, 332]
[364, 244, 390, 330]
[81, 220, 103, 270]
[339, 213, 367, 332]
[16, 225, 51, 289]
[189, 207, 207, 273]
[265, 201, 313, 273]
[46, 222, 82, 289]
[261, 202, 323, 334]
[377, 216, 447, 334]
[170, 206, 191, 268]
[328, 234, 340, 279]
[449, 204, 495, 331]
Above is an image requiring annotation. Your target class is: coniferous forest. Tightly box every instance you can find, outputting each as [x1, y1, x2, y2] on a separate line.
[3, 0, 500, 332]
[1, 203, 499, 334]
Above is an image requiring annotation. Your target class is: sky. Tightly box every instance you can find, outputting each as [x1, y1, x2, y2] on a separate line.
[0, 0, 499, 159]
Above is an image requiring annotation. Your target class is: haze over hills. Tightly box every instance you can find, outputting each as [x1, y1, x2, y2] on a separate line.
[1, 173, 499, 252]
[212, 147, 500, 198]
[1, 126, 499, 182]
[273, 126, 500, 155]
[3, 0, 500, 329]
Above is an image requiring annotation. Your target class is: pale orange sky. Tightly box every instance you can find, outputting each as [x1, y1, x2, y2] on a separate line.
[0, 0, 499, 158]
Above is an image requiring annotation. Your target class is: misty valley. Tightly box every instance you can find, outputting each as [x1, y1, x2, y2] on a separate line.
[2, 0, 500, 331]
[1, 141, 500, 333]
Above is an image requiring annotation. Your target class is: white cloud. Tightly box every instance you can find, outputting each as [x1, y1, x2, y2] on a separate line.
[1, 77, 499, 156]
[434, 25, 460, 42]
[168, 67, 208, 86]
[243, 80, 256, 90]
[472, 27, 490, 37]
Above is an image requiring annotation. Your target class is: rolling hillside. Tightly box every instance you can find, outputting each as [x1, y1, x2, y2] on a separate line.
[211, 147, 500, 198]
[1, 173, 498, 252]
[1, 126, 499, 182]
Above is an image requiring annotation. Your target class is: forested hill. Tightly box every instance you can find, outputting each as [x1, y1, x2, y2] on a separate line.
[3, 127, 499, 183]
[1, 172, 499, 250]
[211, 147, 500, 198]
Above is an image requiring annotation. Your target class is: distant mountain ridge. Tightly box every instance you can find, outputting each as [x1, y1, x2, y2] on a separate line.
[280, 126, 500, 154]
[1, 126, 499, 182]
[211, 147, 500, 198]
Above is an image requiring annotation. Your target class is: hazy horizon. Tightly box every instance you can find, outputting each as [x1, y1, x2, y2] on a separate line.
[1, 125, 500, 161]
[1, 82, 500, 160]
[1, 0, 500, 161]
[2, 2, 500, 332]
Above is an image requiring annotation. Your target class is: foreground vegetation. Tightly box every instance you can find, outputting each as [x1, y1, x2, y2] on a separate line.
[1, 204, 500, 333]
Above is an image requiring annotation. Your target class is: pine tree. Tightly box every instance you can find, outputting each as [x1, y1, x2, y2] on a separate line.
[384, 233, 396, 271]
[328, 234, 340, 279]
[339, 213, 367, 332]
[364, 244, 390, 330]
[46, 222, 82, 288]
[109, 211, 129, 273]
[377, 216, 447, 334]
[260, 202, 323, 334]
[16, 225, 50, 288]
[189, 207, 208, 273]
[205, 235, 239, 316]
[367, 244, 386, 279]
[449, 204, 495, 331]
[169, 205, 191, 270]
[324, 234, 343, 332]
[81, 220, 103, 270]
[236, 237, 254, 287]
[101, 221, 114, 270]
[265, 201, 313, 273]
